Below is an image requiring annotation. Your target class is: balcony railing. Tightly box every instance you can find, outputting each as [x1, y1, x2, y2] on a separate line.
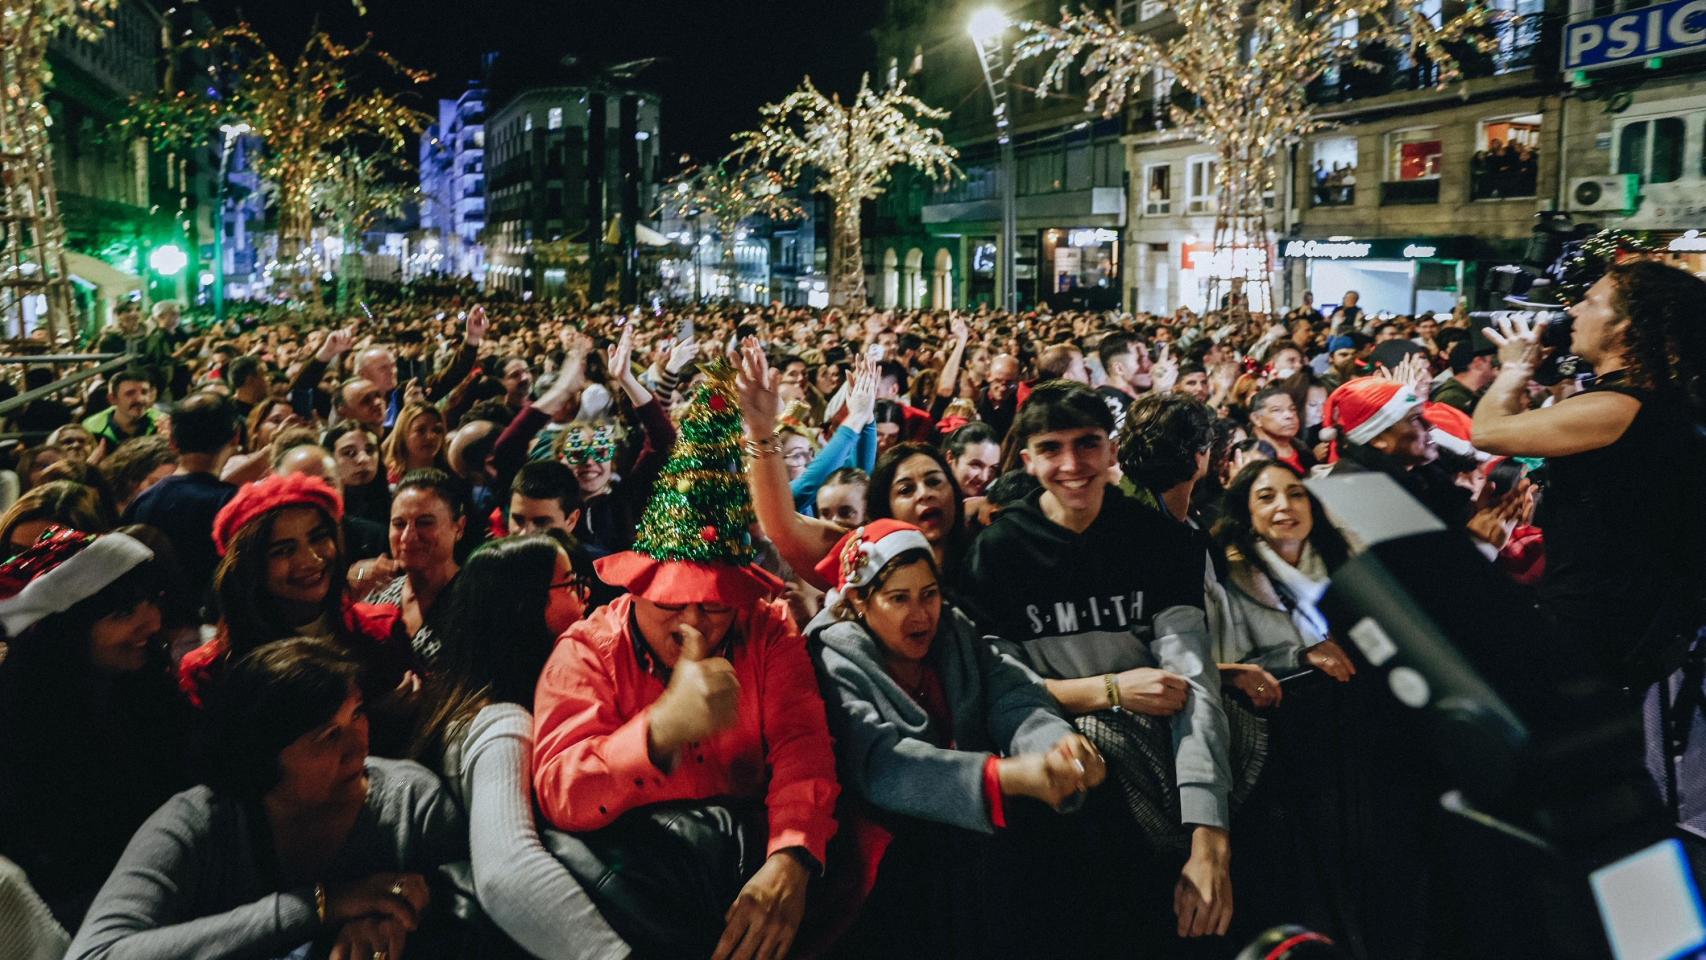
[1380, 178, 1439, 205]
[1311, 182, 1356, 207]
[1308, 15, 1549, 105]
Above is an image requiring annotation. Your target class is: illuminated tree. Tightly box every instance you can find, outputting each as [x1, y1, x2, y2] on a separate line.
[312, 151, 417, 311]
[658, 157, 802, 301]
[735, 76, 959, 308]
[130, 25, 429, 302]
[1014, 2, 1499, 315]
[0, 0, 118, 339]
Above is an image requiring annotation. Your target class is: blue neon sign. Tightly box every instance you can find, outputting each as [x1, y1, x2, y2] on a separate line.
[1564, 0, 1706, 70]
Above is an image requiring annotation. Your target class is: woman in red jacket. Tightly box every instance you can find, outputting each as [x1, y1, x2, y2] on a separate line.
[532, 361, 839, 960]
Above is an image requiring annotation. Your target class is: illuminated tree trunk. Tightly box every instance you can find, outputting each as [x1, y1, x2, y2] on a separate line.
[829, 196, 865, 309]
[276, 180, 318, 303]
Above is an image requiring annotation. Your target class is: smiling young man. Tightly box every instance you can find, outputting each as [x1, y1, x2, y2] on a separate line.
[960, 379, 1234, 948]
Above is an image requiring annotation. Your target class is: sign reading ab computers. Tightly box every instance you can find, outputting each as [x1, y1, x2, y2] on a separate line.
[1565, 0, 1706, 71]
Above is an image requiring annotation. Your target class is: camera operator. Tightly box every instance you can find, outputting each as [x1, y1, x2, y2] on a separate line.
[1473, 260, 1706, 687]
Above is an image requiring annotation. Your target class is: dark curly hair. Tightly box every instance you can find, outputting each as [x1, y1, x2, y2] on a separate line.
[1606, 259, 1706, 419]
[1118, 393, 1215, 493]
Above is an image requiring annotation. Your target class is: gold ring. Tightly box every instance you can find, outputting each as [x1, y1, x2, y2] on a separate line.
[1256, 684, 1266, 693]
[373, 952, 387, 960]
[390, 881, 405, 897]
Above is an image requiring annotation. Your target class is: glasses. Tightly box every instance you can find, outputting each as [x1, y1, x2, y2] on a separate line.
[561, 444, 615, 466]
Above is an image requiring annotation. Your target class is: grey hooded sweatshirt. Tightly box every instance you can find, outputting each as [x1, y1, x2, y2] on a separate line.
[806, 604, 1076, 834]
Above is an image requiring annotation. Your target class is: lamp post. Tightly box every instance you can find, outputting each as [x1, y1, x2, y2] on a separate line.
[213, 122, 250, 324]
[969, 7, 1018, 311]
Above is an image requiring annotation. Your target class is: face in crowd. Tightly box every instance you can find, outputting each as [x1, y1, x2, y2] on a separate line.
[849, 556, 942, 667]
[333, 430, 379, 488]
[949, 439, 1001, 499]
[887, 452, 954, 543]
[1022, 425, 1115, 516]
[264, 506, 339, 613]
[389, 488, 464, 576]
[1248, 464, 1315, 548]
[1250, 393, 1300, 444]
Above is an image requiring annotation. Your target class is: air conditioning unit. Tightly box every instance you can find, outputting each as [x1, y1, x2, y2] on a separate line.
[1568, 175, 1639, 213]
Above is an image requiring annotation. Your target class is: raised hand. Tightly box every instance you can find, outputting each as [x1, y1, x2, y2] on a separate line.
[606, 326, 638, 385]
[1484, 314, 1550, 369]
[464, 305, 489, 345]
[666, 335, 700, 374]
[1152, 343, 1180, 394]
[843, 355, 877, 429]
[734, 338, 781, 439]
[950, 312, 970, 344]
[317, 328, 355, 363]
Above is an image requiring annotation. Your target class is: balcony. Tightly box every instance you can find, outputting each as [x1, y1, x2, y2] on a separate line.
[1470, 152, 1539, 200]
[1311, 183, 1356, 207]
[1380, 179, 1439, 205]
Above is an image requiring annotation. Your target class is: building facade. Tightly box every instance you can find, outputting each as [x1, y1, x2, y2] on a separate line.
[1123, 0, 1556, 318]
[866, 0, 1129, 312]
[45, 0, 213, 328]
[418, 81, 488, 281]
[483, 83, 662, 301]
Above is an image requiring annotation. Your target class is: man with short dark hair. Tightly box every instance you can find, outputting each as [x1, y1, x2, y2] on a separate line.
[1095, 332, 1146, 431]
[874, 359, 935, 443]
[224, 355, 267, 419]
[509, 460, 583, 536]
[962, 379, 1233, 947]
[124, 390, 241, 588]
[83, 369, 160, 454]
[1432, 339, 1498, 415]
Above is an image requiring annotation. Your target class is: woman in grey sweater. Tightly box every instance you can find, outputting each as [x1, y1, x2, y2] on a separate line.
[802, 521, 1104, 958]
[67, 638, 467, 960]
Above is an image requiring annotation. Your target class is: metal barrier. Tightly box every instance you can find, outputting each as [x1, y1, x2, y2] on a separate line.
[0, 352, 131, 419]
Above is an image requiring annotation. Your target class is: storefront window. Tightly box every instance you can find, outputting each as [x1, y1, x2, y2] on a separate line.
[1143, 164, 1171, 215]
[1472, 114, 1541, 199]
[1311, 138, 1357, 207]
[1041, 227, 1121, 308]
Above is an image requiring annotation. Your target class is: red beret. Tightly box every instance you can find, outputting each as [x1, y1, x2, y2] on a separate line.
[213, 473, 343, 557]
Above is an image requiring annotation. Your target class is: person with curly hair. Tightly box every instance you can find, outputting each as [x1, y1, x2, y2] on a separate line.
[1475, 259, 1706, 688]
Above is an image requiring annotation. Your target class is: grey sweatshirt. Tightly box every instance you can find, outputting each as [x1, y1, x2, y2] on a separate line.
[807, 604, 1077, 833]
[66, 758, 466, 960]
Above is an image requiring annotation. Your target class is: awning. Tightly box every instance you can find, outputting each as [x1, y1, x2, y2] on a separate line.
[636, 223, 671, 247]
[63, 251, 142, 294]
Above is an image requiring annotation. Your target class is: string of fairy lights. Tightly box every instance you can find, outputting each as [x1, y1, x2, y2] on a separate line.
[123, 24, 430, 300]
[1011, 1, 1504, 310]
[734, 76, 961, 309]
[659, 157, 804, 294]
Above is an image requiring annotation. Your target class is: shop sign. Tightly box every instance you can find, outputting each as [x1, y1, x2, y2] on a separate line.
[1564, 0, 1706, 72]
[1067, 228, 1121, 247]
[1283, 237, 1465, 260]
[1669, 230, 1706, 252]
[1181, 241, 1273, 272]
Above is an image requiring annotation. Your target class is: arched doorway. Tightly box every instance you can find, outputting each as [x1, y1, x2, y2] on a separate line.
[931, 248, 954, 309]
[903, 248, 924, 309]
[881, 248, 899, 308]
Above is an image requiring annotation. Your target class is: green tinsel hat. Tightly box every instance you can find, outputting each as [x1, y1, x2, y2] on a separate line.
[593, 360, 784, 606]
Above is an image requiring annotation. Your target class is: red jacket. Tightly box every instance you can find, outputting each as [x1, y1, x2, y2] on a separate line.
[532, 594, 840, 865]
[177, 599, 408, 707]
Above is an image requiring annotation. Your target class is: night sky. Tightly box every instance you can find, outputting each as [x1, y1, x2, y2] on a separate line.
[195, 0, 887, 168]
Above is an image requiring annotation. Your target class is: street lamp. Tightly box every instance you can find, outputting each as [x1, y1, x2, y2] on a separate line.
[968, 7, 1019, 311]
[213, 122, 251, 324]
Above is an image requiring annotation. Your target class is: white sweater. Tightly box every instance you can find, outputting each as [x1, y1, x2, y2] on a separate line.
[443, 703, 630, 960]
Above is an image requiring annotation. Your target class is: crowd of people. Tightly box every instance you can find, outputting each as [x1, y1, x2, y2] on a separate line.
[0, 257, 1703, 960]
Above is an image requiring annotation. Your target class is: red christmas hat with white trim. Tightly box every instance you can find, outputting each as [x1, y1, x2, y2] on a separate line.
[0, 526, 153, 638]
[1422, 402, 1490, 461]
[1320, 377, 1422, 461]
[813, 519, 933, 611]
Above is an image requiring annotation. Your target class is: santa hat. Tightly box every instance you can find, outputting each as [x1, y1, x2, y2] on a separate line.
[1422, 402, 1489, 461]
[1320, 377, 1421, 460]
[213, 473, 344, 557]
[596, 360, 784, 606]
[812, 520, 933, 612]
[0, 527, 153, 638]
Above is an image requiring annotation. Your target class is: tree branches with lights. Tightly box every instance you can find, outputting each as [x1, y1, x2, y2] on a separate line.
[128, 24, 430, 303]
[1013, 1, 1500, 315]
[658, 158, 803, 301]
[0, 0, 119, 338]
[312, 151, 418, 311]
[734, 76, 959, 308]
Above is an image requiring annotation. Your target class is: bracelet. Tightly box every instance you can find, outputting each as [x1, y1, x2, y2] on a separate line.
[742, 433, 782, 459]
[313, 882, 327, 924]
[1103, 673, 1122, 711]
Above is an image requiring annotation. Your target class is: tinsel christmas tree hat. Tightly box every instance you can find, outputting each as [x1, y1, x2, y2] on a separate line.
[595, 360, 785, 606]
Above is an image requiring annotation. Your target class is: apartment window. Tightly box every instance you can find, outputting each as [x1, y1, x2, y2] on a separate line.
[1311, 138, 1358, 206]
[1143, 163, 1171, 215]
[547, 107, 563, 131]
[1388, 129, 1443, 181]
[524, 112, 534, 133]
[1616, 116, 1686, 185]
[1473, 114, 1541, 199]
[1186, 156, 1217, 213]
[473, 129, 484, 148]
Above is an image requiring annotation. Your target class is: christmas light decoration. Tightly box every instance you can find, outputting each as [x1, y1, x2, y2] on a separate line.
[658, 157, 803, 302]
[630, 360, 759, 565]
[126, 24, 430, 305]
[735, 76, 960, 308]
[1013, 2, 1501, 316]
[312, 151, 417, 311]
[0, 0, 118, 340]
